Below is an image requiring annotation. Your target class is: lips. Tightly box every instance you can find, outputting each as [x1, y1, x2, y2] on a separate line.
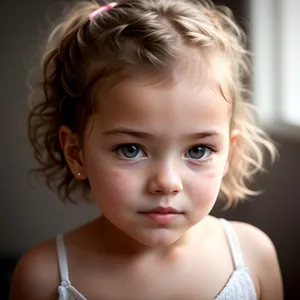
[139, 207, 182, 224]
[141, 206, 181, 214]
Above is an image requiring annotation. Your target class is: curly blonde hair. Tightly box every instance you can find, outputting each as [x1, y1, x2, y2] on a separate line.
[28, 0, 277, 206]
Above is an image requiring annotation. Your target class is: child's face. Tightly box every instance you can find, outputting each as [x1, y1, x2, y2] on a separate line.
[81, 74, 232, 248]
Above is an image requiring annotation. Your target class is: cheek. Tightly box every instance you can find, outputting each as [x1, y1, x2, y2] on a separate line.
[206, 170, 224, 199]
[184, 168, 222, 225]
[188, 167, 224, 206]
[87, 163, 140, 203]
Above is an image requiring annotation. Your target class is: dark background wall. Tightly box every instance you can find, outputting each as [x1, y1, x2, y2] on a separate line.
[1, 0, 299, 299]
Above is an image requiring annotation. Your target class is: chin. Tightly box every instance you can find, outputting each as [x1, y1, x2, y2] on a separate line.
[132, 229, 185, 248]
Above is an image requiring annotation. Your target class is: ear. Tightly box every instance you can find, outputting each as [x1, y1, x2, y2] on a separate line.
[59, 125, 87, 180]
[223, 129, 239, 177]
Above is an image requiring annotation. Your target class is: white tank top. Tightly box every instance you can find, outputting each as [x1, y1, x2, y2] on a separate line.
[56, 218, 257, 300]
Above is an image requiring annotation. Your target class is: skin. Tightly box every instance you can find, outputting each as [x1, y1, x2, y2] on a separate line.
[80, 76, 231, 250]
[9, 71, 283, 300]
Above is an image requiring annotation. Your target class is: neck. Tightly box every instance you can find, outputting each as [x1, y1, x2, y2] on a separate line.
[88, 216, 207, 259]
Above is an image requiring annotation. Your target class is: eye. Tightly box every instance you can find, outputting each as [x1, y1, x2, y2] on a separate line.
[114, 144, 145, 159]
[186, 146, 213, 160]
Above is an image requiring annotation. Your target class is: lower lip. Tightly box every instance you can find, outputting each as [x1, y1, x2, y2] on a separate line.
[141, 213, 180, 224]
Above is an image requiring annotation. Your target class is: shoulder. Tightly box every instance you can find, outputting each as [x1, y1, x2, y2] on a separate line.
[230, 221, 284, 300]
[229, 221, 277, 258]
[9, 238, 60, 300]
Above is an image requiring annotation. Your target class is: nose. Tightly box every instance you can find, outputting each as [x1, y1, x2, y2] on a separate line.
[147, 165, 183, 196]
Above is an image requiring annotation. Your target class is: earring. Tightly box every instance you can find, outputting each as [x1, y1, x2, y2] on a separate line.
[77, 172, 82, 177]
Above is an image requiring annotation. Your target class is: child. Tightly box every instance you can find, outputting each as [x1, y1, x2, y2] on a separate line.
[10, 0, 283, 299]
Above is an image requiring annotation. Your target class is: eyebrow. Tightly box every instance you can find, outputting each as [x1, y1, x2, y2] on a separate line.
[102, 128, 222, 139]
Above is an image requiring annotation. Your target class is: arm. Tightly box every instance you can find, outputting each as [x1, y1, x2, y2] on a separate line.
[231, 222, 284, 300]
[9, 240, 59, 300]
[255, 232, 283, 300]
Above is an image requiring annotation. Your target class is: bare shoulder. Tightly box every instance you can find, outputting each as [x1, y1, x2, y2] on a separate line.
[230, 221, 284, 300]
[9, 238, 60, 300]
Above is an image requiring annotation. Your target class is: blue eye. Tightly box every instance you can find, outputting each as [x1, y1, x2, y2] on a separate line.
[115, 144, 145, 159]
[186, 146, 212, 160]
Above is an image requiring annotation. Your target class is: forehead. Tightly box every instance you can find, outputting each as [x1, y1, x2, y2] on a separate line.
[91, 71, 231, 137]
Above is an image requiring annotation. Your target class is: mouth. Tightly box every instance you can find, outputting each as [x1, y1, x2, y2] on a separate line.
[139, 206, 183, 224]
[140, 206, 181, 214]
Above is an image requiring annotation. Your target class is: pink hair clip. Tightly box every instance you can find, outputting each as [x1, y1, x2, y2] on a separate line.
[89, 2, 118, 20]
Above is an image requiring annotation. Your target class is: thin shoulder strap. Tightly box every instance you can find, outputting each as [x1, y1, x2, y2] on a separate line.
[56, 234, 70, 283]
[219, 218, 245, 269]
[56, 235, 87, 300]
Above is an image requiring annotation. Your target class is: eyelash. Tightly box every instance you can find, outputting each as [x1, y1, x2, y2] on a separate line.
[111, 143, 216, 162]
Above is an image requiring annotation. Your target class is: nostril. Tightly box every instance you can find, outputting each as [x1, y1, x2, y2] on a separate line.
[147, 172, 183, 195]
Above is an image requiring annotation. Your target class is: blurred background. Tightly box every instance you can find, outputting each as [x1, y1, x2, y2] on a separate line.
[1, 0, 299, 299]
